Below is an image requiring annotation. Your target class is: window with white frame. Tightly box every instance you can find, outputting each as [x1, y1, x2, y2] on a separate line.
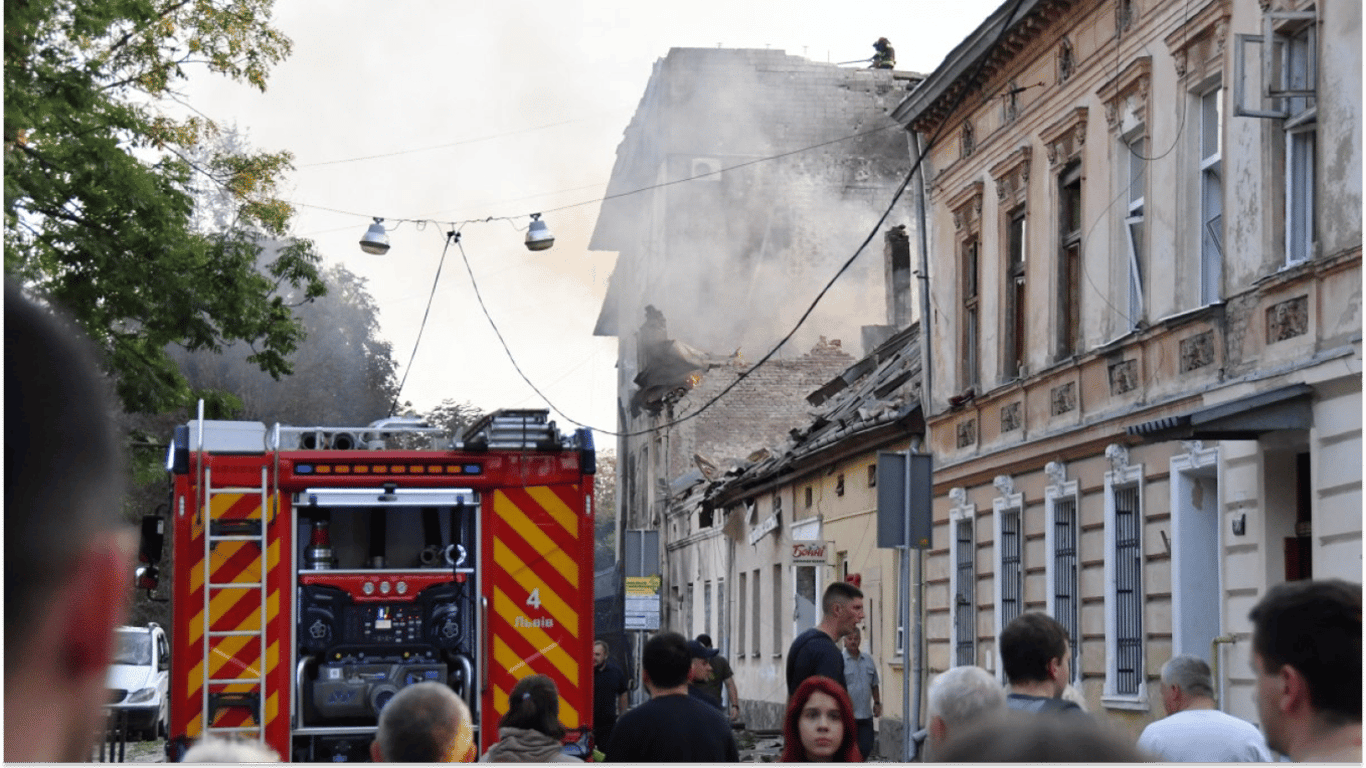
[796, 565, 818, 641]
[1233, 9, 1317, 266]
[1199, 87, 1224, 304]
[717, 577, 726, 650]
[993, 478, 1025, 657]
[997, 507, 1023, 629]
[1004, 208, 1028, 381]
[1123, 133, 1147, 327]
[1103, 448, 1146, 707]
[1113, 485, 1142, 693]
[772, 564, 783, 655]
[688, 581, 696, 636]
[704, 581, 713, 639]
[737, 571, 747, 657]
[949, 493, 976, 667]
[751, 568, 762, 657]
[1045, 473, 1081, 683]
[1284, 23, 1316, 265]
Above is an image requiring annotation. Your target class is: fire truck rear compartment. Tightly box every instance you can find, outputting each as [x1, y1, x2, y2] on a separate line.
[292, 497, 478, 752]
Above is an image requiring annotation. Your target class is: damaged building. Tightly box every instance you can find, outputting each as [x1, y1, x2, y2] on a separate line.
[589, 45, 925, 687]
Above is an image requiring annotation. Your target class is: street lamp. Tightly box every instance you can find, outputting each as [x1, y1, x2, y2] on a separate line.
[525, 213, 554, 252]
[359, 218, 390, 255]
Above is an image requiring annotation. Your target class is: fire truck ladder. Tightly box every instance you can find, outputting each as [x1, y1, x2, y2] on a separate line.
[199, 463, 271, 742]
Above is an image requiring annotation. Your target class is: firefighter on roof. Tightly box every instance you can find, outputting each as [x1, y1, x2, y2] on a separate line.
[871, 37, 895, 69]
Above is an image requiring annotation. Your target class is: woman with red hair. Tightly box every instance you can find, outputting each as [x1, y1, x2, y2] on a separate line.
[781, 676, 862, 762]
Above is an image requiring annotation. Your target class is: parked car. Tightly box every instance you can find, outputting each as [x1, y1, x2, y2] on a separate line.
[106, 623, 169, 740]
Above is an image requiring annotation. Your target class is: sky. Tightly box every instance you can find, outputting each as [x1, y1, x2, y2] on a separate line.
[187, 0, 1002, 445]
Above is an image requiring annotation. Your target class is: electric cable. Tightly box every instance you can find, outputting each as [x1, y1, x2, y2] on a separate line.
[285, 122, 906, 229]
[387, 228, 456, 416]
[435, 0, 1031, 440]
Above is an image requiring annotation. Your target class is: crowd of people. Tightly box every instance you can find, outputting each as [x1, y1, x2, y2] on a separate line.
[5, 282, 1361, 764]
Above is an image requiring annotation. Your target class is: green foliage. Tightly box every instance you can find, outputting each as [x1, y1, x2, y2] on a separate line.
[4, 0, 325, 414]
[171, 262, 398, 426]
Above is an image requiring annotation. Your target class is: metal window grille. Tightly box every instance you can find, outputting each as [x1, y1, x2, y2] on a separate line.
[955, 519, 975, 666]
[1053, 497, 1080, 668]
[1000, 509, 1022, 628]
[1114, 486, 1142, 694]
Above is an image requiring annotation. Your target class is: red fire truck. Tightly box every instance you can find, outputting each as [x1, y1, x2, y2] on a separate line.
[142, 406, 596, 761]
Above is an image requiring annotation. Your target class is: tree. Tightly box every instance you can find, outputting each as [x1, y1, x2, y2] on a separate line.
[170, 261, 398, 426]
[4, 0, 326, 414]
[594, 450, 617, 571]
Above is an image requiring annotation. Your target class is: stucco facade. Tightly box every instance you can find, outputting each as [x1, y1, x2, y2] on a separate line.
[893, 0, 1360, 742]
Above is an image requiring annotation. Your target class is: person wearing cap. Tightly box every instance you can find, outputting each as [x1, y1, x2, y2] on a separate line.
[604, 631, 739, 762]
[686, 639, 724, 711]
[695, 634, 741, 721]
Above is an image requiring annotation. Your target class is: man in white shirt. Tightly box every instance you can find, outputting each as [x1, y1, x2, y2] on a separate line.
[1138, 654, 1272, 762]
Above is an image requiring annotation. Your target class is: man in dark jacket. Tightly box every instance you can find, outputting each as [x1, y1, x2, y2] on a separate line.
[592, 639, 630, 749]
[605, 631, 738, 762]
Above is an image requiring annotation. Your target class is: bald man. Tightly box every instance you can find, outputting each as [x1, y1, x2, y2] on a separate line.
[370, 682, 475, 762]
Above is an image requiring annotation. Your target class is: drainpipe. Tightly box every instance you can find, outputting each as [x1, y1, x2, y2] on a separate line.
[1211, 634, 1237, 710]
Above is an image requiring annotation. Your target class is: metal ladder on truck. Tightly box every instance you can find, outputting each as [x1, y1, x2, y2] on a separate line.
[196, 403, 272, 743]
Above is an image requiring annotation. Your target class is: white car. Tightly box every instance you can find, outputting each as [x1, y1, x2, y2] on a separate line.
[106, 624, 170, 740]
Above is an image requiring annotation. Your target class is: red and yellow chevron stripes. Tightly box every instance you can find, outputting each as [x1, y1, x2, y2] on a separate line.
[486, 485, 591, 731]
[177, 490, 283, 739]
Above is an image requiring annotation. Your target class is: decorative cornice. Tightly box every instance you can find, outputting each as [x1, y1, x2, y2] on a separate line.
[1097, 56, 1152, 129]
[947, 181, 985, 230]
[989, 145, 1033, 201]
[1039, 107, 1088, 166]
[1165, 1, 1233, 80]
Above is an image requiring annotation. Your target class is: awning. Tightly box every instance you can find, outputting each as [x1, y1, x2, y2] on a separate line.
[1127, 384, 1315, 441]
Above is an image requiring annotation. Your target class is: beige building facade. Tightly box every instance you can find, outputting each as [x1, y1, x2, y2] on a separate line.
[892, 0, 1359, 740]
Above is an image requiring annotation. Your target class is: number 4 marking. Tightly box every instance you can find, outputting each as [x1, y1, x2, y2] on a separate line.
[526, 588, 542, 610]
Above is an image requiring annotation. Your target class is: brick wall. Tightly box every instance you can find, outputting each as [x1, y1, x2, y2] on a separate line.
[670, 338, 853, 477]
